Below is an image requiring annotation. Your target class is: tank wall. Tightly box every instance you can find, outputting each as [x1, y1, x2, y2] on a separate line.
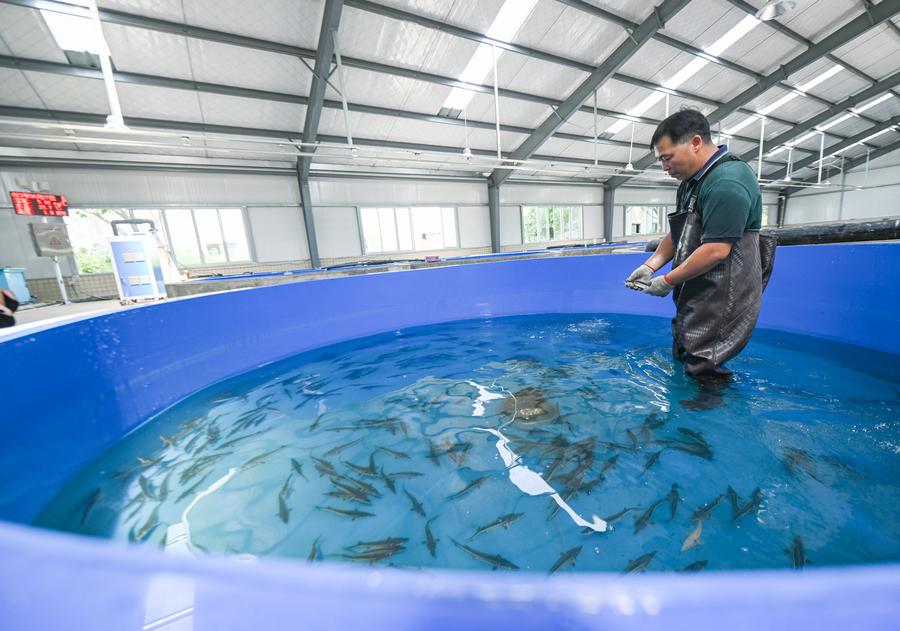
[1, 243, 898, 524]
[1, 243, 899, 630]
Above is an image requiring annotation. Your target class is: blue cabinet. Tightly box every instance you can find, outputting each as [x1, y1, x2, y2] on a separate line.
[0, 268, 31, 304]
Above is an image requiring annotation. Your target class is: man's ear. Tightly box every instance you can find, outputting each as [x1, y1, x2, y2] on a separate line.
[690, 134, 704, 152]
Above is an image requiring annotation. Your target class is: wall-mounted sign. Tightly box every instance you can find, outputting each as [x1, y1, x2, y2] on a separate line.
[29, 223, 73, 257]
[11, 191, 69, 217]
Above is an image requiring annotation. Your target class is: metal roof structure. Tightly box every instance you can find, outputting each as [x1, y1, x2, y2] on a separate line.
[0, 0, 897, 191]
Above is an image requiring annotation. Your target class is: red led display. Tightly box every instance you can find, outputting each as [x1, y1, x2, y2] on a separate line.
[10, 191, 69, 217]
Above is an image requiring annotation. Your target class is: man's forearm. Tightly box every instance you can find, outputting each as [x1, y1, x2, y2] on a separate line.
[665, 242, 732, 285]
[645, 234, 674, 272]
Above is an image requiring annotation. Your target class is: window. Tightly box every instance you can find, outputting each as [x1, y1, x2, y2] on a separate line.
[154, 208, 250, 266]
[166, 210, 203, 266]
[762, 205, 771, 227]
[360, 207, 458, 254]
[64, 207, 251, 273]
[65, 208, 131, 274]
[521, 206, 582, 244]
[220, 208, 250, 262]
[624, 206, 664, 236]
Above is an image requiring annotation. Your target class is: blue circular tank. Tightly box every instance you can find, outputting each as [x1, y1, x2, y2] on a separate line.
[1, 245, 898, 629]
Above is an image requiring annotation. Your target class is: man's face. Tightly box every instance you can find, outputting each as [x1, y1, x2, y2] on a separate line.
[654, 135, 703, 181]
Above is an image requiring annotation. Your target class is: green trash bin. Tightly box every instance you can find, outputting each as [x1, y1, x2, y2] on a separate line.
[0, 268, 32, 304]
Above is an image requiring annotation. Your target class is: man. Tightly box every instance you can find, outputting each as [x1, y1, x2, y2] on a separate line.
[625, 109, 775, 381]
[0, 288, 18, 328]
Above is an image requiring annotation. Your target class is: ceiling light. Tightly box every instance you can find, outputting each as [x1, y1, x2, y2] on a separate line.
[441, 0, 537, 112]
[755, 0, 796, 22]
[706, 15, 761, 56]
[602, 15, 760, 137]
[728, 65, 844, 136]
[797, 64, 844, 92]
[724, 116, 758, 136]
[41, 6, 104, 55]
[853, 93, 894, 114]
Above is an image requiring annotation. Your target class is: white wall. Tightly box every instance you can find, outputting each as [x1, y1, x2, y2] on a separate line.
[0, 168, 299, 207]
[3, 159, 893, 281]
[499, 184, 603, 205]
[309, 178, 487, 206]
[457, 206, 491, 248]
[313, 206, 362, 259]
[0, 209, 76, 278]
[246, 206, 308, 262]
[499, 206, 521, 246]
[785, 159, 900, 225]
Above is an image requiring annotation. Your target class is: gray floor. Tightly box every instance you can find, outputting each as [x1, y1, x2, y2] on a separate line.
[13, 299, 129, 326]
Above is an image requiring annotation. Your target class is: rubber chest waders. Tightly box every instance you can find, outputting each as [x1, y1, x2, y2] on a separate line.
[668, 154, 777, 378]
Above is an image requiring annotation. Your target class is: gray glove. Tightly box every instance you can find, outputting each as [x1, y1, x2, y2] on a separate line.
[625, 263, 654, 290]
[644, 275, 674, 297]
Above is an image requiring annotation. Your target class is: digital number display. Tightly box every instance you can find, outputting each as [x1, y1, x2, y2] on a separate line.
[11, 191, 69, 217]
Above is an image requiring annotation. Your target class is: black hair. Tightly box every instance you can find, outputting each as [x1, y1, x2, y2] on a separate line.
[650, 108, 712, 150]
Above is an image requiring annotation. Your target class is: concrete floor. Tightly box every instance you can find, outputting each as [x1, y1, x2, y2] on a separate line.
[13, 299, 129, 326]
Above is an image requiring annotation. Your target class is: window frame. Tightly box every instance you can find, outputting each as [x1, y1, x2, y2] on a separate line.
[126, 206, 254, 268]
[356, 205, 461, 255]
[519, 205, 585, 244]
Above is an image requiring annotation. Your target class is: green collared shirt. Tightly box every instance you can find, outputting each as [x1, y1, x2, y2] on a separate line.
[677, 150, 763, 243]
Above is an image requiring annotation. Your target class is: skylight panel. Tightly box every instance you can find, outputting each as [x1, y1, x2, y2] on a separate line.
[440, 0, 537, 113]
[603, 15, 761, 137]
[41, 3, 103, 54]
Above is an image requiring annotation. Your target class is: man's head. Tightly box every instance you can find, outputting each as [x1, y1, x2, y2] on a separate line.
[650, 109, 717, 181]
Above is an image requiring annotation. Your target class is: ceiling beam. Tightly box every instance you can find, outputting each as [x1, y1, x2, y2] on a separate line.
[0, 105, 628, 171]
[7, 0, 882, 141]
[738, 69, 900, 164]
[724, 0, 900, 103]
[487, 0, 693, 187]
[765, 114, 900, 182]
[0, 54, 798, 169]
[605, 0, 900, 189]
[781, 138, 900, 196]
[0, 0, 849, 160]
[555, 0, 885, 125]
[298, 0, 344, 179]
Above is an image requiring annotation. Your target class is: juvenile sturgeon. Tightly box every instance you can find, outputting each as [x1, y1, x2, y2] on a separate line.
[681, 519, 703, 551]
[733, 488, 763, 523]
[692, 494, 724, 521]
[80, 488, 101, 528]
[548, 545, 582, 575]
[404, 489, 426, 517]
[424, 518, 439, 558]
[451, 538, 519, 571]
[316, 505, 375, 520]
[785, 536, 809, 569]
[447, 475, 489, 500]
[241, 446, 287, 471]
[469, 512, 524, 540]
[623, 551, 656, 574]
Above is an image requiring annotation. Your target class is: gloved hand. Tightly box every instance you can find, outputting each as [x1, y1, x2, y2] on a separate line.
[625, 263, 655, 289]
[644, 275, 674, 297]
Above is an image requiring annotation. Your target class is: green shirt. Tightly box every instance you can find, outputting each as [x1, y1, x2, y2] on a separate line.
[677, 156, 763, 243]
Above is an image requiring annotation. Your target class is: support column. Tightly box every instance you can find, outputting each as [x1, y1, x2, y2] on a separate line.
[488, 178, 501, 253]
[776, 194, 787, 228]
[602, 183, 615, 243]
[298, 163, 320, 268]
